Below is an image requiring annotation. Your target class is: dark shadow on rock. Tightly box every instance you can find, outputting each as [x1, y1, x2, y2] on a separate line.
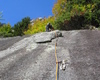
[36, 40, 52, 44]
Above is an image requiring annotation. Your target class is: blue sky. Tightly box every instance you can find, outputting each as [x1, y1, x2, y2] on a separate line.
[0, 0, 56, 26]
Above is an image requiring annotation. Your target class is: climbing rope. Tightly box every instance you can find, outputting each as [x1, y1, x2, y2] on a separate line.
[55, 32, 58, 80]
[55, 31, 66, 80]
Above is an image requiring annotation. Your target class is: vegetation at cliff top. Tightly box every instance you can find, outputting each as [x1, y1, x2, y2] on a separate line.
[24, 16, 55, 35]
[1, 0, 100, 37]
[52, 0, 100, 30]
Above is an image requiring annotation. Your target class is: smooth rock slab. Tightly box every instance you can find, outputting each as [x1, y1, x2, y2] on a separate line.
[34, 30, 62, 43]
[0, 30, 100, 80]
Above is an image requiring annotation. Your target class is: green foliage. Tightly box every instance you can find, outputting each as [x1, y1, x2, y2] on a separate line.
[3, 33, 14, 37]
[53, 0, 100, 30]
[0, 23, 11, 33]
[91, 1, 100, 27]
[0, 23, 14, 37]
[55, 13, 85, 30]
[54, 13, 70, 30]
[24, 16, 55, 35]
[13, 17, 30, 36]
[0, 17, 30, 37]
[52, 0, 67, 17]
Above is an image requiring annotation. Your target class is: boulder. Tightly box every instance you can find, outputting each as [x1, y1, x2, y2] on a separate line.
[34, 30, 62, 43]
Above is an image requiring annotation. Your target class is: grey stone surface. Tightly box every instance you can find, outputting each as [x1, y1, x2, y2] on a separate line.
[0, 30, 100, 80]
[0, 36, 30, 51]
[34, 30, 62, 43]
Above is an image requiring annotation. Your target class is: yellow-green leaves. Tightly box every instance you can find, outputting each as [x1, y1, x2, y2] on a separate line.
[52, 0, 67, 17]
[24, 17, 55, 35]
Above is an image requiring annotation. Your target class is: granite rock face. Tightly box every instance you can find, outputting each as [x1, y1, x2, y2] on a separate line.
[34, 30, 62, 43]
[0, 30, 100, 80]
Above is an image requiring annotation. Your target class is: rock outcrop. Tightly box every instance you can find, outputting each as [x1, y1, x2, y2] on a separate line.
[0, 30, 100, 80]
[34, 30, 62, 43]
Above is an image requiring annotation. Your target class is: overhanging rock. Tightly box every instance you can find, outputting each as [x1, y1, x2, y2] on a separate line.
[34, 30, 62, 43]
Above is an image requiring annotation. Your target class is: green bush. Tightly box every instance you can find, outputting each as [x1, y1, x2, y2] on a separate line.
[53, 0, 100, 30]
[0, 23, 15, 37]
[0, 32, 14, 37]
[54, 13, 85, 30]
[3, 33, 14, 37]
[24, 17, 55, 35]
[0, 32, 5, 37]
[13, 17, 30, 36]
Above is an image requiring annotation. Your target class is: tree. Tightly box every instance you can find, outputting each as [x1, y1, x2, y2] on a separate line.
[52, 0, 67, 17]
[0, 23, 13, 37]
[52, 0, 100, 30]
[13, 17, 30, 36]
[24, 16, 55, 35]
